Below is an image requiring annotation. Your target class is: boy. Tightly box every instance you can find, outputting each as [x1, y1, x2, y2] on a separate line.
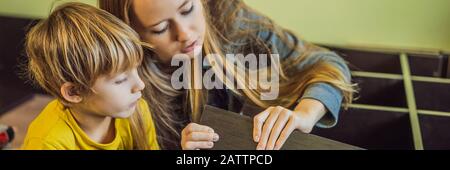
[22, 2, 159, 150]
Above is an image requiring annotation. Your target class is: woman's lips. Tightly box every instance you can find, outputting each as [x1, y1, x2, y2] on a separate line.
[181, 40, 198, 53]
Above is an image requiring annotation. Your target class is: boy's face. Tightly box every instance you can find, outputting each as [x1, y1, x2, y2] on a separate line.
[79, 68, 146, 118]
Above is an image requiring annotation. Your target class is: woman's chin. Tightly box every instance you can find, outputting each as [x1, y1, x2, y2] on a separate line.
[192, 45, 203, 59]
[181, 45, 203, 60]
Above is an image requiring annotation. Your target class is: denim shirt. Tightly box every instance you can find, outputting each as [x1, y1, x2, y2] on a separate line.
[204, 7, 351, 129]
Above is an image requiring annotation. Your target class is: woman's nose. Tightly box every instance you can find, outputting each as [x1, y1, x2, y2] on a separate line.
[175, 23, 192, 43]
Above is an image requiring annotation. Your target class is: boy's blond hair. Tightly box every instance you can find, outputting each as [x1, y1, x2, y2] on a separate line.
[26, 2, 143, 103]
[26, 2, 153, 149]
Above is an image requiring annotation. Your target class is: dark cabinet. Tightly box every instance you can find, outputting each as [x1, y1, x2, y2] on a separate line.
[0, 16, 37, 114]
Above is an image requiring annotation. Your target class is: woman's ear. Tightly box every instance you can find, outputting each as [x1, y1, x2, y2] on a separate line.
[60, 82, 83, 103]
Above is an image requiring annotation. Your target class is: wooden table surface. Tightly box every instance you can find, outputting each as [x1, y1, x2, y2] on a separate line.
[200, 105, 363, 150]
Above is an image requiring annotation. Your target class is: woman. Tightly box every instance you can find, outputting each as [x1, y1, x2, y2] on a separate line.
[100, 0, 356, 150]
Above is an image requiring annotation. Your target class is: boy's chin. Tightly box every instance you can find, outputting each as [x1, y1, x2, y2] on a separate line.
[111, 108, 136, 119]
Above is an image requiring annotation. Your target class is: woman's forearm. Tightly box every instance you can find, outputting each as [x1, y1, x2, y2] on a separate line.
[293, 98, 327, 133]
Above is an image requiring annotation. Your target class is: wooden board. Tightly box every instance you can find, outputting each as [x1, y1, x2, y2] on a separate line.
[200, 105, 363, 150]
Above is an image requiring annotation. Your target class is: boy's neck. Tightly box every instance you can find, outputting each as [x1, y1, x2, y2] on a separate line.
[69, 107, 116, 144]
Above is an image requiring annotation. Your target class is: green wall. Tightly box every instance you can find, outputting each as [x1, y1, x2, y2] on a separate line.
[0, 0, 96, 18]
[245, 0, 450, 52]
[1, 0, 449, 51]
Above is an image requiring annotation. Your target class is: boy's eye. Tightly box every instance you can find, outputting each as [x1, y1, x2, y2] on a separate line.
[114, 78, 128, 84]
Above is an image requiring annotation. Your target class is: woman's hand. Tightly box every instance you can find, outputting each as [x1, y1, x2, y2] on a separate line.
[181, 123, 220, 150]
[253, 99, 327, 150]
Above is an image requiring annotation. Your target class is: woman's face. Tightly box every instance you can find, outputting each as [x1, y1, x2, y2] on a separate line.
[132, 0, 206, 65]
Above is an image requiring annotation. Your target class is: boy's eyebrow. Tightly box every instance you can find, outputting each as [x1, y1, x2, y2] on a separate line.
[148, 0, 190, 27]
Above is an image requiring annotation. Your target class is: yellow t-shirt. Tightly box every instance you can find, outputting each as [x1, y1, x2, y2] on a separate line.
[21, 99, 160, 150]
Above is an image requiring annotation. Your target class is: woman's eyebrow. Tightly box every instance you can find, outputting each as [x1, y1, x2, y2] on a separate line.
[178, 0, 190, 10]
[147, 0, 190, 28]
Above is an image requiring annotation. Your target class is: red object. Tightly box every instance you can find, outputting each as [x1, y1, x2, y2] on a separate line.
[0, 132, 9, 147]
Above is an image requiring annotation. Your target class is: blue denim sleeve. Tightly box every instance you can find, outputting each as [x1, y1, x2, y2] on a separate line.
[235, 9, 351, 128]
[267, 33, 350, 128]
[251, 19, 351, 129]
[300, 83, 343, 128]
[295, 51, 351, 128]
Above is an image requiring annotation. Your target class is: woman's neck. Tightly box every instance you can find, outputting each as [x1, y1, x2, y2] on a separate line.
[158, 63, 179, 74]
[69, 107, 116, 144]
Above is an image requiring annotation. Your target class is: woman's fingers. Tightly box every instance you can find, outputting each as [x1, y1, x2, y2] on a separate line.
[266, 110, 291, 150]
[274, 116, 296, 150]
[253, 107, 273, 142]
[257, 106, 283, 150]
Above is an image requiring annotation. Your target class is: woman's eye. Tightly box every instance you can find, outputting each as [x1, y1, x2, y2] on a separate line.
[151, 23, 169, 35]
[149, 2, 193, 35]
[181, 3, 194, 16]
[115, 78, 128, 84]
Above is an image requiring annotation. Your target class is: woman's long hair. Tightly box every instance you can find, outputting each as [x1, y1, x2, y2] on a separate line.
[99, 0, 356, 149]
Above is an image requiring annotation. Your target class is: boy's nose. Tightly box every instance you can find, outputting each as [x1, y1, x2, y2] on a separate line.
[132, 77, 145, 93]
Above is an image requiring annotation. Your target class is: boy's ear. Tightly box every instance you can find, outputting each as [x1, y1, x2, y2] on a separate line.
[60, 82, 83, 103]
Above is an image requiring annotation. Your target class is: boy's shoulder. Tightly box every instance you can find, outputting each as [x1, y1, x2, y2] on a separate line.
[138, 99, 151, 116]
[137, 98, 155, 126]
[22, 100, 76, 149]
[137, 99, 160, 150]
